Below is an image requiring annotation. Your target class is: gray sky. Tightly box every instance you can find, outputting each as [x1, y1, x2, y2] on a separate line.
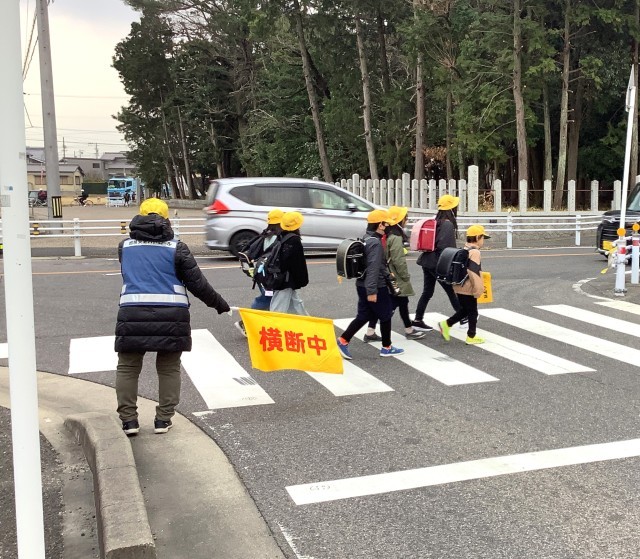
[21, 0, 139, 158]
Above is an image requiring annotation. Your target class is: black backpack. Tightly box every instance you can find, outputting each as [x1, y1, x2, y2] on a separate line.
[436, 247, 473, 285]
[237, 233, 270, 279]
[336, 239, 366, 279]
[253, 233, 294, 290]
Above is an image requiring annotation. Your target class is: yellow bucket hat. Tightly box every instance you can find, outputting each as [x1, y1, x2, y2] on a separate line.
[466, 224, 491, 239]
[437, 194, 460, 211]
[267, 208, 284, 225]
[387, 206, 408, 226]
[281, 211, 304, 231]
[139, 198, 169, 219]
[367, 209, 390, 224]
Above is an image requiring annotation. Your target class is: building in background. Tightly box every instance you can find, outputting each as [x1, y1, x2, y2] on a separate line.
[26, 148, 84, 202]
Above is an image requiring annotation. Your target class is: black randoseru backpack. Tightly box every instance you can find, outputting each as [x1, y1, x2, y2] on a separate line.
[436, 247, 471, 285]
[336, 239, 366, 279]
[253, 233, 294, 290]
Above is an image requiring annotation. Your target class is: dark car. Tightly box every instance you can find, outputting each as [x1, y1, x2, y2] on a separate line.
[596, 183, 640, 256]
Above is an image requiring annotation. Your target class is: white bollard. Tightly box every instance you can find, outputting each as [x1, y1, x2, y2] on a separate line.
[73, 218, 82, 257]
[507, 212, 513, 249]
[575, 214, 581, 246]
[614, 232, 628, 296]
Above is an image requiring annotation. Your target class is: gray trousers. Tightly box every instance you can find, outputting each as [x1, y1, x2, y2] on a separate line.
[269, 288, 308, 315]
[116, 351, 182, 422]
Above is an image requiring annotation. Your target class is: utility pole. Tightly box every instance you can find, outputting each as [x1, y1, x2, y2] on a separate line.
[95, 143, 99, 158]
[62, 137, 66, 160]
[0, 2, 46, 558]
[36, 0, 62, 220]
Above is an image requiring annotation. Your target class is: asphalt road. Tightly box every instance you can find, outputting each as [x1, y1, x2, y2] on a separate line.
[1, 246, 640, 558]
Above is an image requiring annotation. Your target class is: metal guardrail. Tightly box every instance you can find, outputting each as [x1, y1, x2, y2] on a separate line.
[0, 214, 601, 256]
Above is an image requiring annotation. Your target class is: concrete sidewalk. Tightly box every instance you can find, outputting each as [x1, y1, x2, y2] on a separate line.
[0, 368, 285, 559]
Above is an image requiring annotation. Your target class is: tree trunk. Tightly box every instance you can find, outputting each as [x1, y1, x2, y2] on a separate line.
[414, 52, 426, 181]
[177, 106, 197, 199]
[512, 0, 529, 184]
[542, 80, 553, 182]
[160, 105, 183, 199]
[355, 17, 378, 180]
[554, 0, 571, 210]
[632, 1, 639, 185]
[377, 9, 393, 178]
[567, 76, 584, 183]
[446, 88, 453, 180]
[292, 0, 333, 182]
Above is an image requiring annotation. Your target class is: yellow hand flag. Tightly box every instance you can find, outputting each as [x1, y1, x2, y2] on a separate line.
[238, 308, 344, 374]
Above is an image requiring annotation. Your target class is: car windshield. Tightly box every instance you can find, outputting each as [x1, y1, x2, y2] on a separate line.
[628, 184, 640, 211]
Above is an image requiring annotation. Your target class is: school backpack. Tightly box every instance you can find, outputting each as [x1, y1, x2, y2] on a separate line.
[410, 218, 437, 252]
[336, 238, 366, 279]
[253, 233, 294, 290]
[237, 233, 268, 279]
[435, 247, 471, 285]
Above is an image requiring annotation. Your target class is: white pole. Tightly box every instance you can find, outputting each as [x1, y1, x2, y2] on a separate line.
[614, 66, 636, 295]
[0, 2, 46, 558]
[631, 225, 640, 285]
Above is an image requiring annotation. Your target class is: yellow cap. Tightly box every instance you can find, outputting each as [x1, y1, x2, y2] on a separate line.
[437, 194, 460, 211]
[387, 206, 408, 226]
[267, 208, 284, 225]
[466, 224, 491, 239]
[367, 209, 390, 224]
[139, 198, 169, 219]
[281, 211, 304, 231]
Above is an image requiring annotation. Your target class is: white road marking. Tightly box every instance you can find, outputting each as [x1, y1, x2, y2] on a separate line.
[334, 319, 497, 386]
[306, 360, 394, 396]
[481, 308, 640, 367]
[538, 304, 640, 337]
[181, 329, 274, 409]
[68, 336, 118, 374]
[596, 300, 640, 317]
[0, 344, 8, 359]
[425, 312, 594, 375]
[286, 438, 640, 505]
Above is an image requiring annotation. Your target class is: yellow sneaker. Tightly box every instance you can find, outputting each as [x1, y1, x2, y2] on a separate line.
[465, 335, 485, 345]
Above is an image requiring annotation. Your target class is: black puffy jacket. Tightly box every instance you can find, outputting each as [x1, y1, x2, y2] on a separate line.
[278, 232, 309, 290]
[115, 214, 230, 353]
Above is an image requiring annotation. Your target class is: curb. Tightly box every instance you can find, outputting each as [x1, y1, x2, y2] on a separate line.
[64, 412, 156, 559]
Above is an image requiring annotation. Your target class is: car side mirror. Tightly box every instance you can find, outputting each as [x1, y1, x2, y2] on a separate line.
[347, 203, 357, 212]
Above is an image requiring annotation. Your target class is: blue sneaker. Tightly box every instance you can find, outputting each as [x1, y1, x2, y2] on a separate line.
[336, 337, 353, 360]
[380, 346, 405, 357]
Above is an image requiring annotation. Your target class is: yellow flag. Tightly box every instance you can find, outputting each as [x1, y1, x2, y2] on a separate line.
[238, 308, 344, 374]
[478, 271, 493, 304]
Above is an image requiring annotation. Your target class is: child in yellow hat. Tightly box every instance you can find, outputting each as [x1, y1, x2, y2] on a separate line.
[438, 224, 491, 345]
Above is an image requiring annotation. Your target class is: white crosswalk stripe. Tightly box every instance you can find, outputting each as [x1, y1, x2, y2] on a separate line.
[306, 361, 394, 396]
[181, 329, 274, 409]
[538, 304, 640, 338]
[481, 308, 640, 367]
[596, 300, 640, 316]
[334, 319, 498, 386]
[424, 312, 594, 375]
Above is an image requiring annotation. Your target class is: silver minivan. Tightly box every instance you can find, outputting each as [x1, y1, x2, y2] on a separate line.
[204, 177, 377, 255]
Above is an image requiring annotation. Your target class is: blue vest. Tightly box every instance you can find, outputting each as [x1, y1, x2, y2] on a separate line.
[119, 239, 189, 307]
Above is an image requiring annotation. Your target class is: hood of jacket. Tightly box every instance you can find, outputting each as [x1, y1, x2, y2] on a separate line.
[129, 214, 174, 242]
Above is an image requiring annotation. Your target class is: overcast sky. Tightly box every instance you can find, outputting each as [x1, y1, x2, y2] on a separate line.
[21, 0, 139, 159]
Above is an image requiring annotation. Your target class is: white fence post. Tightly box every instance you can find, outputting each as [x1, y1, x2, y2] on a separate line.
[575, 214, 581, 246]
[507, 211, 513, 248]
[351, 173, 359, 195]
[448, 178, 457, 197]
[173, 217, 180, 240]
[590, 180, 599, 212]
[428, 180, 437, 210]
[613, 180, 622, 210]
[518, 179, 528, 212]
[380, 179, 388, 206]
[543, 180, 552, 212]
[402, 173, 411, 206]
[494, 179, 502, 212]
[438, 179, 447, 200]
[411, 179, 419, 209]
[458, 179, 467, 212]
[419, 179, 428, 209]
[373, 179, 380, 205]
[73, 218, 82, 257]
[468, 165, 479, 213]
[567, 180, 576, 212]
[394, 178, 402, 205]
[366, 179, 373, 203]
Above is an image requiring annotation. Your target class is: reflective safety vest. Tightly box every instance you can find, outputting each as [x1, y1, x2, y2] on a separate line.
[119, 239, 189, 307]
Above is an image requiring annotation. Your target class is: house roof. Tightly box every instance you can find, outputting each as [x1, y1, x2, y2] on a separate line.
[27, 164, 84, 174]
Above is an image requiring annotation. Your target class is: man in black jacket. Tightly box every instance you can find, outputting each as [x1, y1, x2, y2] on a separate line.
[336, 209, 405, 360]
[115, 198, 230, 435]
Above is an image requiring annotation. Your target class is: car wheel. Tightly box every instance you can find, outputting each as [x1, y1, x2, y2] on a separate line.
[229, 230, 259, 257]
